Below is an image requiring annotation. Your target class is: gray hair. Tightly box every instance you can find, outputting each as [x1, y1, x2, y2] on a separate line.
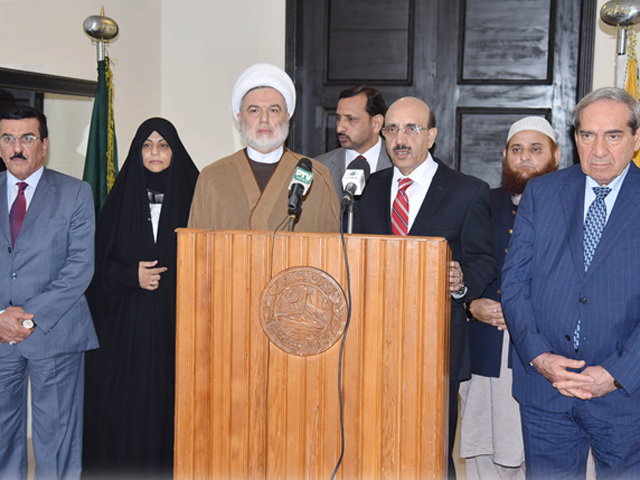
[572, 87, 640, 134]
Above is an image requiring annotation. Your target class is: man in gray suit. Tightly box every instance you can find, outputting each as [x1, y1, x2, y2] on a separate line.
[0, 105, 97, 479]
[316, 85, 393, 195]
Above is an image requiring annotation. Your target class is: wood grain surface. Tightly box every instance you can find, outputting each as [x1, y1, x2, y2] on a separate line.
[175, 229, 451, 480]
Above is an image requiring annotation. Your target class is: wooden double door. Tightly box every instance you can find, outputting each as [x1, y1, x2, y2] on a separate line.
[287, 0, 596, 187]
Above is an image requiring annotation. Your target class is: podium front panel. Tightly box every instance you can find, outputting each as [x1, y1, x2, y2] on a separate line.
[175, 229, 451, 480]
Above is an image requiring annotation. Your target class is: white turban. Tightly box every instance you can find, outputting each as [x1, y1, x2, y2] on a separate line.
[507, 116, 556, 144]
[231, 63, 296, 118]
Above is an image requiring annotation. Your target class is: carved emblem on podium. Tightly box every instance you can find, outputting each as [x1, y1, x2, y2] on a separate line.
[260, 266, 348, 356]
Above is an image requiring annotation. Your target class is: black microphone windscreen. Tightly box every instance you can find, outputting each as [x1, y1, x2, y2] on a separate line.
[298, 158, 313, 172]
[346, 157, 371, 180]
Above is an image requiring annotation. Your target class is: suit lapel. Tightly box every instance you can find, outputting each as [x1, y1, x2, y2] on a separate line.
[585, 163, 640, 279]
[560, 167, 587, 279]
[408, 160, 451, 235]
[329, 150, 346, 194]
[376, 168, 394, 235]
[0, 172, 9, 244]
[377, 139, 393, 170]
[331, 149, 345, 171]
[19, 168, 54, 236]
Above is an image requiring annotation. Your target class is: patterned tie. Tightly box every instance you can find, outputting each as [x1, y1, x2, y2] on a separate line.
[391, 178, 413, 236]
[9, 182, 28, 247]
[583, 186, 611, 271]
[575, 186, 612, 350]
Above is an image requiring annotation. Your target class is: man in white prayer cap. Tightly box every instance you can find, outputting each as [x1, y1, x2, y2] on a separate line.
[459, 116, 559, 480]
[189, 63, 340, 232]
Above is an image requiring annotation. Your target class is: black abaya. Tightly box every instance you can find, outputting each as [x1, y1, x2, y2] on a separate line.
[83, 118, 199, 479]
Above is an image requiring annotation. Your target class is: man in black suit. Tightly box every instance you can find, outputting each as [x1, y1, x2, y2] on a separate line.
[353, 96, 497, 479]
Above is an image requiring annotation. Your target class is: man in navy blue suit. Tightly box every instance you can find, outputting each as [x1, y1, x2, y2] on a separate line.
[354, 96, 497, 479]
[460, 116, 559, 479]
[502, 87, 640, 478]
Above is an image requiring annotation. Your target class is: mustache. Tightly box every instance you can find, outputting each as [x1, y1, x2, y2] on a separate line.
[338, 133, 350, 140]
[393, 145, 411, 152]
[255, 123, 274, 133]
[10, 152, 26, 160]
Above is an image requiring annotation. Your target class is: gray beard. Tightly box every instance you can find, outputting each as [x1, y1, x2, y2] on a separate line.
[240, 121, 290, 153]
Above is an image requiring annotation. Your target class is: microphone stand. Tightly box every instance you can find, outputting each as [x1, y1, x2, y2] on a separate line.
[343, 193, 355, 234]
[287, 205, 301, 232]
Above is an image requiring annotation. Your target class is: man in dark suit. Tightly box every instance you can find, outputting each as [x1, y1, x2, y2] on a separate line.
[353, 96, 497, 479]
[316, 85, 393, 196]
[459, 116, 559, 479]
[0, 105, 97, 479]
[502, 87, 640, 478]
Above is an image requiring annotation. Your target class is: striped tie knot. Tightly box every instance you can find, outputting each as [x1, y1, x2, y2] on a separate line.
[398, 177, 413, 191]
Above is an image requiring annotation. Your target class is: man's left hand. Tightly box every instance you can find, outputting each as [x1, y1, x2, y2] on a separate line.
[449, 261, 464, 293]
[581, 366, 619, 398]
[551, 364, 618, 399]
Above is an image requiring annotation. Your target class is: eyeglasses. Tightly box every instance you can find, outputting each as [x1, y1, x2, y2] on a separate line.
[0, 134, 40, 147]
[382, 124, 428, 137]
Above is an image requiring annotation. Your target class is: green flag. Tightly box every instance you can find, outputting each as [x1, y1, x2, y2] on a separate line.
[83, 58, 118, 215]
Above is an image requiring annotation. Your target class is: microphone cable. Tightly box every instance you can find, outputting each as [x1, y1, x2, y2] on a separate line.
[330, 208, 353, 480]
[264, 212, 295, 480]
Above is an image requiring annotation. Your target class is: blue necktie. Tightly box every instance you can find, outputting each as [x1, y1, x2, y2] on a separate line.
[575, 186, 612, 350]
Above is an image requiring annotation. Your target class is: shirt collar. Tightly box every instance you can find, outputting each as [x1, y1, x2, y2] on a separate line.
[6, 165, 45, 190]
[391, 152, 438, 188]
[246, 145, 284, 164]
[585, 163, 630, 194]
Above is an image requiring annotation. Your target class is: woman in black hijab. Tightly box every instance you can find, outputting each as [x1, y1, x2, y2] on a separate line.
[83, 118, 199, 478]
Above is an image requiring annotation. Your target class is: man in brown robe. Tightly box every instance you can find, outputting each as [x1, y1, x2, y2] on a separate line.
[189, 63, 340, 232]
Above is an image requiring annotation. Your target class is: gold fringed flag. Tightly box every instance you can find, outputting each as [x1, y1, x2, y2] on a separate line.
[621, 28, 640, 167]
[83, 57, 118, 215]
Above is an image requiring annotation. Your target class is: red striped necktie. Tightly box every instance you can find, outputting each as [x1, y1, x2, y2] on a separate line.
[391, 178, 413, 236]
[9, 182, 28, 247]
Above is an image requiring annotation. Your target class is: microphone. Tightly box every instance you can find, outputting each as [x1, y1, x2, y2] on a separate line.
[288, 158, 314, 214]
[340, 157, 371, 210]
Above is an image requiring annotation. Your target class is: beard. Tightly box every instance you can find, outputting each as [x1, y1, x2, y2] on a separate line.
[502, 157, 558, 196]
[240, 119, 290, 153]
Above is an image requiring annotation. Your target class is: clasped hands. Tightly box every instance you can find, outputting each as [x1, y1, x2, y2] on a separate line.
[0, 306, 35, 345]
[532, 352, 618, 400]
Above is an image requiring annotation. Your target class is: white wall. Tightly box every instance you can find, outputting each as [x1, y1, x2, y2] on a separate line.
[160, 0, 286, 169]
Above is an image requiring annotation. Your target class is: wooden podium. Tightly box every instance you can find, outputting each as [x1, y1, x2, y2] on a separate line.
[175, 229, 451, 480]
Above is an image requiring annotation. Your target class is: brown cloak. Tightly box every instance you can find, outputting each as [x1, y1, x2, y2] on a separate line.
[188, 148, 340, 232]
